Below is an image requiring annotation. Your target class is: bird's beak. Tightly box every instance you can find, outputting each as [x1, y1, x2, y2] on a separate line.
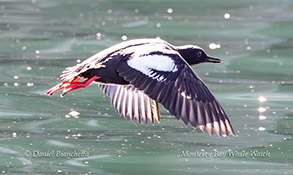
[207, 56, 222, 63]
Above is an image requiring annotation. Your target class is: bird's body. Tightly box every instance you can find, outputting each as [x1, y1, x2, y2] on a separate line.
[47, 38, 235, 136]
[61, 39, 180, 83]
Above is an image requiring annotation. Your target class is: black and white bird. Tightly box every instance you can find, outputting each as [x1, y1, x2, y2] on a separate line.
[47, 38, 235, 136]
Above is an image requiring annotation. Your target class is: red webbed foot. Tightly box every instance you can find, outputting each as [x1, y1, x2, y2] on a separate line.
[46, 76, 99, 96]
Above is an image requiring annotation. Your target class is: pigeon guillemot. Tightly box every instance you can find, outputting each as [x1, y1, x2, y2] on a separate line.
[47, 38, 235, 136]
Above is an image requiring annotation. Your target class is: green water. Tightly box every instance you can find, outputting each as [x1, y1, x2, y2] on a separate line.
[0, 0, 292, 174]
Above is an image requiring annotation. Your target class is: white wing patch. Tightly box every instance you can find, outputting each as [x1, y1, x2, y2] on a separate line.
[127, 54, 178, 82]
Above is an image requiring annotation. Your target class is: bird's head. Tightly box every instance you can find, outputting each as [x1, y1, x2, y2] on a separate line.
[176, 45, 222, 65]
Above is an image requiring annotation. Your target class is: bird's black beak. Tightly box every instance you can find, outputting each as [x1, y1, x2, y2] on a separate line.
[207, 56, 222, 63]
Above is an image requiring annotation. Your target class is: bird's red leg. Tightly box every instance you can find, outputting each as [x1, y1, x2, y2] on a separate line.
[61, 75, 99, 96]
[46, 75, 99, 96]
[46, 78, 81, 95]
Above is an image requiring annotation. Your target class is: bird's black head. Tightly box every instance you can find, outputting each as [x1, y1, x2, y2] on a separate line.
[176, 45, 222, 65]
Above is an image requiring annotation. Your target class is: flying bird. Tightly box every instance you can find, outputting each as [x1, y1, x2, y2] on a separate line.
[47, 38, 235, 136]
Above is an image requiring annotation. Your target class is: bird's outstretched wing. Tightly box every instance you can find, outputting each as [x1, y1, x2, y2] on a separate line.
[117, 50, 235, 136]
[98, 84, 160, 125]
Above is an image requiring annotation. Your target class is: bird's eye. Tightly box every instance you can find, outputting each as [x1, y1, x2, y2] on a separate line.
[197, 51, 202, 57]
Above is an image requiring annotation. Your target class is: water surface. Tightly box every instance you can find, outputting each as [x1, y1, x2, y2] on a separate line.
[0, 0, 292, 174]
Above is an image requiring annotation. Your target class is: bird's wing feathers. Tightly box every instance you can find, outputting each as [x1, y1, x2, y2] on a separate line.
[117, 50, 235, 136]
[98, 84, 160, 125]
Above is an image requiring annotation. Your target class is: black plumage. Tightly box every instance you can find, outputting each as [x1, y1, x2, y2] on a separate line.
[47, 38, 235, 136]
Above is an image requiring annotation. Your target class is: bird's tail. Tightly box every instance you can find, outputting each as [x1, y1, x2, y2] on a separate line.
[60, 64, 82, 81]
